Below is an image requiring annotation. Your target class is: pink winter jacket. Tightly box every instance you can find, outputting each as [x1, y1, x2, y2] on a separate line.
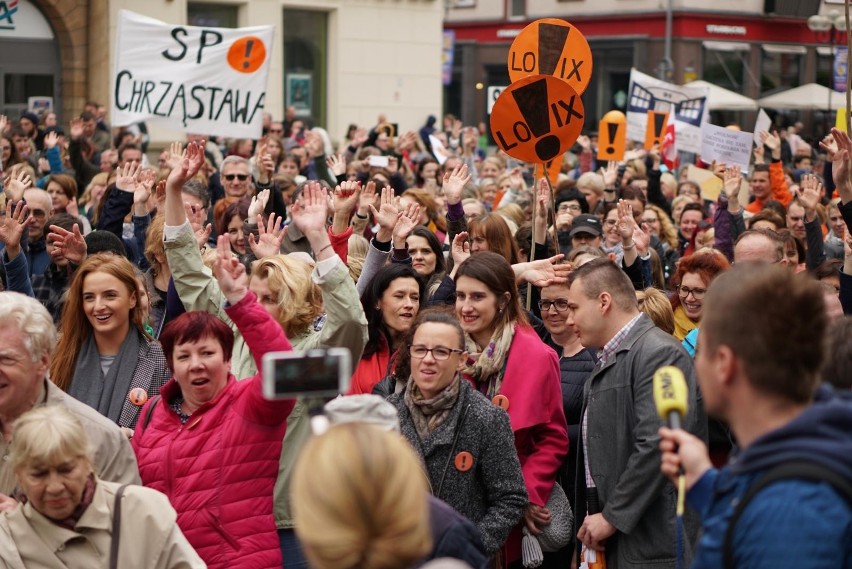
[132, 293, 295, 569]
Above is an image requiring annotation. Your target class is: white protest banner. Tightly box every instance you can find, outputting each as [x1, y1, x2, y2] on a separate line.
[701, 123, 753, 173]
[112, 10, 273, 139]
[626, 69, 709, 154]
[753, 108, 771, 147]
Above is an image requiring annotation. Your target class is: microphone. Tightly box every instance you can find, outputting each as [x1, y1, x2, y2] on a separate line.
[653, 366, 689, 430]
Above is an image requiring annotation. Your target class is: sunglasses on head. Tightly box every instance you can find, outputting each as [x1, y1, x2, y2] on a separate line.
[224, 174, 250, 182]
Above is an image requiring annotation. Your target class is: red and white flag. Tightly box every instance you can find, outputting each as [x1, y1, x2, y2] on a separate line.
[661, 112, 678, 171]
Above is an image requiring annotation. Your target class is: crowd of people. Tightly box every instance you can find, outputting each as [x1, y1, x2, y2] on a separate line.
[0, 104, 849, 569]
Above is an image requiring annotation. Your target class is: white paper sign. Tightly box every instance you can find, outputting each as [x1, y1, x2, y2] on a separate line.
[701, 123, 753, 172]
[112, 10, 274, 139]
[429, 135, 449, 165]
[753, 108, 771, 147]
[626, 69, 709, 154]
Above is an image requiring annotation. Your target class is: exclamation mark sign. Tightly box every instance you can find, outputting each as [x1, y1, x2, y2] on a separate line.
[644, 110, 669, 149]
[538, 23, 570, 76]
[243, 40, 254, 69]
[606, 122, 618, 155]
[653, 112, 666, 138]
[512, 78, 561, 162]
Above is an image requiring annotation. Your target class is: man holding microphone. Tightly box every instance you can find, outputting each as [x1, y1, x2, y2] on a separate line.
[659, 264, 852, 568]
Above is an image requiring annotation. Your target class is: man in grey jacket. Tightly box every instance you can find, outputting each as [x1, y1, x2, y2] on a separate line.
[0, 292, 140, 509]
[566, 258, 707, 568]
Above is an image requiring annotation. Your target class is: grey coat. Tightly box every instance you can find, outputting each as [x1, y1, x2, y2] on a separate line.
[577, 314, 708, 569]
[390, 379, 528, 554]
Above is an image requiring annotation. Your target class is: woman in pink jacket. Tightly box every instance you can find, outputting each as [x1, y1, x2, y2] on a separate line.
[454, 251, 568, 564]
[132, 236, 295, 569]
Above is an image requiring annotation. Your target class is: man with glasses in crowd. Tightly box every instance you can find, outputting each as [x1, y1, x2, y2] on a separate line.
[220, 156, 254, 199]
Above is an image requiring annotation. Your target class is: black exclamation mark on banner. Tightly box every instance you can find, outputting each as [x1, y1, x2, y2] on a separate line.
[243, 39, 255, 69]
[512, 78, 561, 162]
[538, 23, 570, 76]
[606, 122, 618, 154]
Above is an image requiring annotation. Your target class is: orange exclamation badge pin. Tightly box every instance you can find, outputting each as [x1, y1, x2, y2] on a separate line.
[644, 110, 669, 150]
[228, 36, 266, 74]
[598, 110, 626, 162]
[455, 451, 474, 472]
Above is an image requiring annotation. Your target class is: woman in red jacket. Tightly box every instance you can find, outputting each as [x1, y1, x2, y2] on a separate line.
[454, 251, 568, 564]
[132, 236, 295, 569]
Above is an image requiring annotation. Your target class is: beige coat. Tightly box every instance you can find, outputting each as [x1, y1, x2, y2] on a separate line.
[0, 479, 205, 569]
[0, 381, 140, 496]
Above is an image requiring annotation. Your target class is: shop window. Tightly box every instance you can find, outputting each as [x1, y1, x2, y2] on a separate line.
[4, 74, 53, 104]
[188, 3, 238, 28]
[702, 46, 746, 91]
[761, 48, 803, 94]
[283, 9, 328, 126]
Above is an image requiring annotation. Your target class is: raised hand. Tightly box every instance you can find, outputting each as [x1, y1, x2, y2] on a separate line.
[332, 180, 361, 215]
[135, 169, 156, 205]
[249, 213, 286, 259]
[248, 188, 271, 221]
[442, 164, 471, 205]
[212, 234, 248, 305]
[65, 196, 80, 218]
[450, 231, 471, 269]
[753, 143, 765, 165]
[369, 185, 402, 239]
[326, 153, 347, 177]
[534, 178, 550, 222]
[392, 202, 420, 247]
[723, 165, 743, 200]
[601, 161, 618, 188]
[516, 254, 568, 287]
[47, 223, 87, 265]
[798, 173, 822, 217]
[386, 155, 399, 175]
[0, 201, 31, 254]
[69, 118, 84, 141]
[43, 131, 59, 150]
[166, 141, 185, 170]
[357, 180, 378, 216]
[5, 170, 32, 201]
[821, 128, 852, 202]
[0, 115, 7, 135]
[115, 161, 142, 192]
[616, 199, 636, 242]
[255, 142, 275, 183]
[760, 130, 781, 160]
[183, 201, 211, 248]
[291, 182, 331, 237]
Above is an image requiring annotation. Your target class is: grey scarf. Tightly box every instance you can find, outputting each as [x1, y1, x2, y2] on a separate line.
[69, 329, 140, 424]
[404, 374, 461, 440]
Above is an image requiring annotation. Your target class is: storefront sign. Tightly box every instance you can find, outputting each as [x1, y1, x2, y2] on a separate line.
[705, 24, 747, 36]
[112, 10, 273, 138]
[0, 0, 54, 39]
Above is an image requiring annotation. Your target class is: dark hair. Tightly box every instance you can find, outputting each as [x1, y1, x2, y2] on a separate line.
[567, 257, 638, 312]
[182, 179, 211, 209]
[84, 230, 128, 258]
[218, 198, 251, 236]
[776, 228, 805, 263]
[823, 316, 852, 389]
[702, 264, 826, 403]
[360, 264, 424, 359]
[750, 164, 770, 175]
[680, 202, 704, 218]
[46, 174, 77, 200]
[748, 209, 786, 230]
[393, 308, 464, 382]
[809, 258, 842, 282]
[44, 213, 83, 239]
[408, 226, 446, 277]
[554, 188, 589, 214]
[762, 200, 787, 220]
[160, 311, 235, 366]
[620, 186, 647, 207]
[515, 224, 555, 260]
[117, 143, 141, 162]
[455, 251, 527, 330]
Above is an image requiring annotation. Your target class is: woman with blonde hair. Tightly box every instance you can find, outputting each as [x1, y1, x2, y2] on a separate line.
[636, 287, 675, 335]
[50, 253, 170, 431]
[292, 423, 433, 569]
[0, 406, 203, 568]
[79, 172, 111, 224]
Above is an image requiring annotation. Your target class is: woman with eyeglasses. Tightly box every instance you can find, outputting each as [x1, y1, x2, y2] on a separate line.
[454, 251, 568, 565]
[388, 310, 528, 557]
[670, 249, 730, 340]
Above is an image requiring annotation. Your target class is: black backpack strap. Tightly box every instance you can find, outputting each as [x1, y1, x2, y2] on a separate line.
[722, 461, 852, 569]
[142, 395, 161, 430]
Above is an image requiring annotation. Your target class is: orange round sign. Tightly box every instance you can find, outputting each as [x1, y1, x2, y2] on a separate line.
[454, 451, 475, 472]
[490, 74, 585, 164]
[492, 394, 510, 411]
[227, 36, 267, 74]
[508, 18, 593, 95]
[128, 388, 148, 406]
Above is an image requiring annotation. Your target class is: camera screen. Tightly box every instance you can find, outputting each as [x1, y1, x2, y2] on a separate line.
[263, 350, 350, 399]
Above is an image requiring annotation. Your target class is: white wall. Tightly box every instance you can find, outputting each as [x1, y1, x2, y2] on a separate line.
[106, 0, 443, 147]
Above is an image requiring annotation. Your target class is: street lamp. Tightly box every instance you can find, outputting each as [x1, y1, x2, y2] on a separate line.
[807, 11, 847, 131]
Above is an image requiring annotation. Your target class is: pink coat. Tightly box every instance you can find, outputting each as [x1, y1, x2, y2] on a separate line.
[132, 293, 295, 569]
[466, 324, 568, 561]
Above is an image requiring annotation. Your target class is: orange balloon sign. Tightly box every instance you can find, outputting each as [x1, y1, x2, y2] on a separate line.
[227, 36, 267, 74]
[598, 110, 627, 162]
[508, 18, 593, 95]
[490, 74, 585, 164]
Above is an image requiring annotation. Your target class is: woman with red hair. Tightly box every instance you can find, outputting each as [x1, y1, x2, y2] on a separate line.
[670, 248, 731, 340]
